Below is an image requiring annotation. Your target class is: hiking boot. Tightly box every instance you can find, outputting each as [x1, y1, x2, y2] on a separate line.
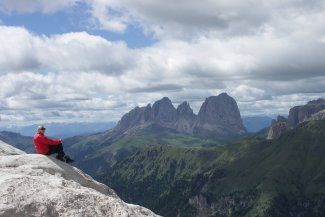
[63, 155, 74, 163]
[56, 155, 65, 162]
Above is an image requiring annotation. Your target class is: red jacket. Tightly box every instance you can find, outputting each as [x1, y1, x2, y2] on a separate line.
[33, 132, 61, 154]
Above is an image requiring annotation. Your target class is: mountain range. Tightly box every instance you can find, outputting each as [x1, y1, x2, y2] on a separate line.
[0, 122, 116, 138]
[2, 94, 325, 217]
[65, 95, 325, 217]
[98, 117, 325, 217]
[113, 93, 246, 139]
[55, 93, 247, 175]
[267, 98, 325, 139]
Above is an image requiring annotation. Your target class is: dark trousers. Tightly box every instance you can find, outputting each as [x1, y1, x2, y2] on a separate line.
[46, 143, 65, 157]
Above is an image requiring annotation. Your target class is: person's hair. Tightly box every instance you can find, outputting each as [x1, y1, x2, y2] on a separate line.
[38, 127, 45, 132]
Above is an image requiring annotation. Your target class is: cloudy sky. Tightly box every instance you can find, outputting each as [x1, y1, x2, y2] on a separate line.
[0, 0, 325, 126]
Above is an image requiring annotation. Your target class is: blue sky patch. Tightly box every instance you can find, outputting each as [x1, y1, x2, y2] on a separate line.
[0, 2, 155, 49]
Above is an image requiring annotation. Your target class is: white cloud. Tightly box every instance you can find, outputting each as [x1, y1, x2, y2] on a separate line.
[0, 71, 129, 125]
[0, 0, 79, 14]
[84, 0, 325, 39]
[1, 24, 325, 124]
[1, 0, 325, 125]
[0, 26, 133, 74]
[85, 0, 129, 33]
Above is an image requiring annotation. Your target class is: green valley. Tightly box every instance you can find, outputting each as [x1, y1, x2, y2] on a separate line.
[97, 120, 325, 217]
[64, 124, 230, 176]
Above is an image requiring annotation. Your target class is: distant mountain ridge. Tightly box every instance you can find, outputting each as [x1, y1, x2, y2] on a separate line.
[287, 98, 325, 127]
[0, 93, 246, 177]
[114, 93, 246, 139]
[0, 131, 35, 153]
[99, 120, 325, 217]
[267, 98, 325, 139]
[0, 122, 116, 138]
[57, 93, 246, 175]
[242, 116, 273, 132]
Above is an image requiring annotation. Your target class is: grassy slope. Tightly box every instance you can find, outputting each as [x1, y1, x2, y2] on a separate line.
[98, 120, 325, 217]
[63, 125, 227, 175]
[203, 120, 325, 216]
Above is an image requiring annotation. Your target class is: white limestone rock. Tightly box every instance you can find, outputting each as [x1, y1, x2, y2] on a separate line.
[0, 140, 159, 217]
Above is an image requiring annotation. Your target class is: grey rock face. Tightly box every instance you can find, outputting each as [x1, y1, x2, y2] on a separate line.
[115, 97, 179, 133]
[267, 121, 289, 140]
[266, 99, 325, 140]
[152, 97, 178, 128]
[116, 104, 153, 133]
[175, 102, 197, 134]
[114, 94, 246, 138]
[276, 115, 287, 122]
[189, 194, 212, 217]
[306, 109, 325, 121]
[287, 99, 325, 127]
[193, 93, 246, 137]
[189, 192, 257, 217]
[177, 101, 196, 119]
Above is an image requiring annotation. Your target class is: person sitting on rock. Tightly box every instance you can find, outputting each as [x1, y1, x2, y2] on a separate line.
[33, 125, 74, 163]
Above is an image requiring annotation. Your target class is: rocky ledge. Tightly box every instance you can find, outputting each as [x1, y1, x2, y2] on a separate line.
[0, 140, 159, 217]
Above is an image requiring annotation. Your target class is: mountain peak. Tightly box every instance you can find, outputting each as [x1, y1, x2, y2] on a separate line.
[175, 101, 197, 134]
[307, 98, 325, 105]
[152, 97, 175, 113]
[205, 92, 232, 102]
[178, 101, 189, 106]
[115, 104, 154, 133]
[288, 98, 325, 127]
[177, 101, 193, 115]
[152, 97, 173, 108]
[114, 93, 246, 138]
[152, 97, 177, 125]
[218, 92, 230, 97]
[266, 98, 325, 140]
[161, 96, 172, 102]
[195, 93, 246, 136]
